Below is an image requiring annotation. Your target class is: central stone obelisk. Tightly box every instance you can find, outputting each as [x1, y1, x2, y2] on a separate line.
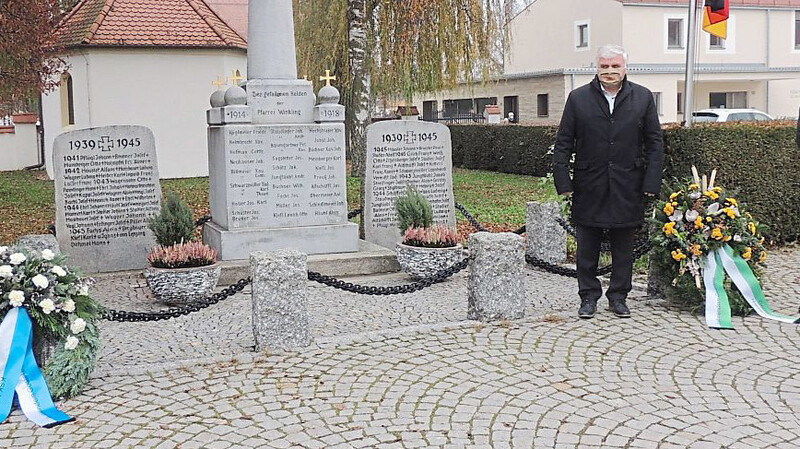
[203, 0, 359, 260]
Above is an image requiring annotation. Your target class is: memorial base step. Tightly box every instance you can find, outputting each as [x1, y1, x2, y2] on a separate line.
[203, 221, 360, 261]
[218, 239, 399, 285]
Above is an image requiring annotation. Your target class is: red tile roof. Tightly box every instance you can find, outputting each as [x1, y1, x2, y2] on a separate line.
[618, 0, 800, 6]
[205, 0, 248, 39]
[54, 0, 247, 49]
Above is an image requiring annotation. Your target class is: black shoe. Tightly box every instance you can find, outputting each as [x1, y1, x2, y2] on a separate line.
[609, 299, 631, 318]
[578, 299, 597, 319]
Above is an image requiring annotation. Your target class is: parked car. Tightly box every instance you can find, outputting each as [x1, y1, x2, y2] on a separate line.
[692, 108, 774, 123]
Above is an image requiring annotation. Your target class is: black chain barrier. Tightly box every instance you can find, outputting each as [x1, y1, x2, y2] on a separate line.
[308, 257, 470, 294]
[195, 215, 212, 227]
[347, 208, 363, 220]
[102, 277, 251, 322]
[457, 203, 653, 278]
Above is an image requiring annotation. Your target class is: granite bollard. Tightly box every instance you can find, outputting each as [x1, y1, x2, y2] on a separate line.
[250, 250, 311, 351]
[16, 234, 61, 255]
[468, 232, 526, 321]
[526, 201, 566, 264]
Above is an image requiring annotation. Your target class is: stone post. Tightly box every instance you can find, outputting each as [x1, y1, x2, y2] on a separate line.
[468, 232, 526, 321]
[247, 0, 298, 79]
[526, 201, 566, 264]
[16, 235, 60, 255]
[250, 250, 310, 351]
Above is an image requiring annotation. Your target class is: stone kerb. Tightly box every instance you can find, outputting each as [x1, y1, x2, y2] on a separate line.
[250, 250, 311, 351]
[467, 232, 526, 321]
[16, 234, 60, 255]
[526, 201, 566, 264]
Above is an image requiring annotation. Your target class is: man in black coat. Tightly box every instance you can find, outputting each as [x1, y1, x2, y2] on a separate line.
[553, 44, 664, 319]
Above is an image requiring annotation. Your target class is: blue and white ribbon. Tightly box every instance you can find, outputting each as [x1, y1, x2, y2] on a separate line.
[703, 245, 800, 329]
[0, 308, 73, 427]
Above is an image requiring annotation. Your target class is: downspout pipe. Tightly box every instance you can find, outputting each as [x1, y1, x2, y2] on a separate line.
[24, 94, 46, 170]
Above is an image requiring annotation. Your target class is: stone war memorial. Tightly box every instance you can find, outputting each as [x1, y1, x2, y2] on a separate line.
[53, 125, 161, 272]
[364, 120, 456, 249]
[203, 0, 358, 260]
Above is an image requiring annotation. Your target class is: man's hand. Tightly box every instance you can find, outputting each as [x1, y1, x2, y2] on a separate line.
[644, 192, 656, 198]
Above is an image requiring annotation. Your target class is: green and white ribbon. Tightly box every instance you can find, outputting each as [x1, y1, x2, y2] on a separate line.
[702, 245, 800, 329]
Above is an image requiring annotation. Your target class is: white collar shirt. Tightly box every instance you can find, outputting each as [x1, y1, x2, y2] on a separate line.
[600, 85, 617, 115]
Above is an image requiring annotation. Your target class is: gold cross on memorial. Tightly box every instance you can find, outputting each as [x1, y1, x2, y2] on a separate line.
[319, 70, 336, 87]
[212, 75, 227, 90]
[228, 70, 245, 86]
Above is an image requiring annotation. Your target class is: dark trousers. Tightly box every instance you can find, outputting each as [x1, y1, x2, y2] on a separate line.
[576, 225, 636, 303]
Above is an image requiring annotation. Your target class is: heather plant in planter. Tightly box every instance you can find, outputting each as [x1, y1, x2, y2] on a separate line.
[394, 188, 464, 279]
[144, 192, 221, 305]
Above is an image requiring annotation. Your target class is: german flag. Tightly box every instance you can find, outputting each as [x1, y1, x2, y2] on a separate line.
[703, 0, 729, 39]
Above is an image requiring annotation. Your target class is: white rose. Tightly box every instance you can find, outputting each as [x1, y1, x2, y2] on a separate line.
[70, 318, 86, 334]
[39, 298, 56, 314]
[62, 299, 76, 313]
[31, 274, 49, 289]
[0, 265, 12, 278]
[51, 266, 67, 277]
[78, 285, 89, 296]
[64, 336, 79, 351]
[9, 253, 26, 265]
[8, 290, 25, 307]
[41, 249, 55, 261]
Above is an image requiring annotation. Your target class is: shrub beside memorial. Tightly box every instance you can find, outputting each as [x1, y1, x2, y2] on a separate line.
[449, 124, 557, 177]
[145, 192, 220, 305]
[394, 187, 464, 279]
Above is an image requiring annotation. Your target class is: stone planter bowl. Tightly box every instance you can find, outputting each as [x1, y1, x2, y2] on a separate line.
[145, 262, 222, 305]
[395, 242, 466, 280]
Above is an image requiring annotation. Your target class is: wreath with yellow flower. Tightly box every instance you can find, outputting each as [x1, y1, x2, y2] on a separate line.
[650, 168, 768, 316]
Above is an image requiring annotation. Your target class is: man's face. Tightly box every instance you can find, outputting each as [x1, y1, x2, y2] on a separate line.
[597, 55, 626, 89]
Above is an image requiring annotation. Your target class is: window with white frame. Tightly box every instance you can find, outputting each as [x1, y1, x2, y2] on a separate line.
[668, 18, 684, 49]
[706, 15, 735, 53]
[652, 92, 663, 115]
[575, 20, 589, 49]
[795, 10, 799, 48]
[677, 92, 684, 114]
[710, 34, 725, 49]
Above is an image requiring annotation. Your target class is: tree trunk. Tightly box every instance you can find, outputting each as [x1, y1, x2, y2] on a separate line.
[348, 0, 371, 237]
[347, 0, 370, 178]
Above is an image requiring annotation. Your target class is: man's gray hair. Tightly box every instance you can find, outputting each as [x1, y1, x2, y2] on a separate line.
[597, 44, 628, 65]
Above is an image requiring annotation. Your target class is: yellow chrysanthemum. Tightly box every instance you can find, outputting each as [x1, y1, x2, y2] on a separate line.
[671, 249, 687, 261]
[724, 235, 732, 242]
[694, 216, 705, 229]
[706, 217, 713, 222]
[670, 191, 682, 201]
[663, 222, 678, 237]
[742, 247, 752, 260]
[713, 187, 723, 193]
[663, 203, 674, 215]
[690, 244, 703, 257]
[759, 237, 765, 245]
[759, 251, 768, 263]
[723, 208, 737, 219]
[711, 227, 724, 240]
[704, 191, 719, 200]
[726, 198, 738, 207]
[748, 222, 756, 234]
[689, 183, 699, 190]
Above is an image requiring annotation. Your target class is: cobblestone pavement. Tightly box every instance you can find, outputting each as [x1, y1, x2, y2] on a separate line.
[2, 250, 800, 448]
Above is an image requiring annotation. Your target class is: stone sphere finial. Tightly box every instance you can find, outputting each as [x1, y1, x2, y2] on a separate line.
[210, 90, 226, 108]
[224, 85, 247, 106]
[317, 85, 340, 105]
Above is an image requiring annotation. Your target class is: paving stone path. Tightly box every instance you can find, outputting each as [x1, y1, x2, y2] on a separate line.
[2, 250, 800, 448]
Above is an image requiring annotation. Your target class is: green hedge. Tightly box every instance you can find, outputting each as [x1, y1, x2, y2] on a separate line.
[449, 122, 800, 242]
[449, 125, 558, 177]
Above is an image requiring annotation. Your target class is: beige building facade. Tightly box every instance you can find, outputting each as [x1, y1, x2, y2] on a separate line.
[415, 0, 800, 124]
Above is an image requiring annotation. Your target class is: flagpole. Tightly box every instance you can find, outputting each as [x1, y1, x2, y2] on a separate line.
[684, 0, 699, 128]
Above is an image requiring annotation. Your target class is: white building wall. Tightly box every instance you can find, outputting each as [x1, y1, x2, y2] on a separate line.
[42, 47, 247, 179]
[0, 122, 39, 171]
[506, 0, 623, 73]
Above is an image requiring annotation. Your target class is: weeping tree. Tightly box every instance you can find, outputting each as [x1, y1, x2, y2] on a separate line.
[294, 0, 506, 177]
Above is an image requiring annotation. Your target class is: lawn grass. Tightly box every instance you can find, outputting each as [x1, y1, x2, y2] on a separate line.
[0, 167, 559, 245]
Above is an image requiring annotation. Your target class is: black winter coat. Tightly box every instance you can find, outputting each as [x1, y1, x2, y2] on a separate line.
[553, 76, 664, 228]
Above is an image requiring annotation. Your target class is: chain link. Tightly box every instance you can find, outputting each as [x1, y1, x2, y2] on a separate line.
[347, 209, 363, 220]
[102, 277, 251, 322]
[308, 257, 470, 294]
[195, 215, 212, 227]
